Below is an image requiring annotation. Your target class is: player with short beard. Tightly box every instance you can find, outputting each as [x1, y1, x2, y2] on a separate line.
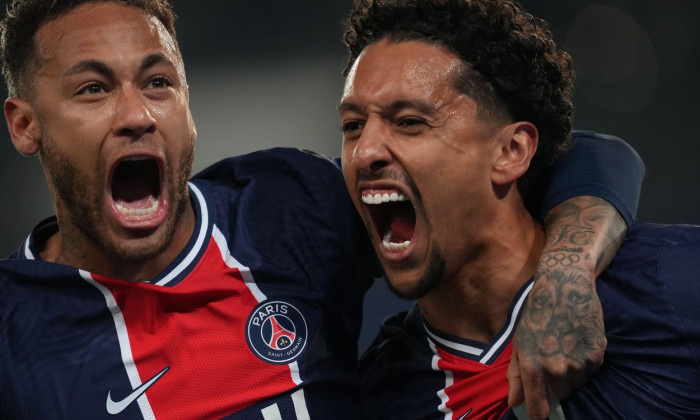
[340, 1, 700, 418]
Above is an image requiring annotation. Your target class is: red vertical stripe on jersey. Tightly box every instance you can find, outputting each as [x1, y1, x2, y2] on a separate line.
[94, 237, 298, 419]
[436, 342, 512, 418]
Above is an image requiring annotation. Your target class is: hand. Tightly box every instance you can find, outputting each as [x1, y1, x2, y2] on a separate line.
[508, 196, 625, 419]
[507, 265, 606, 419]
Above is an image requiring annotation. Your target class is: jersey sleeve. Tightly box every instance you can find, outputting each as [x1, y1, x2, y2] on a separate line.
[535, 130, 645, 226]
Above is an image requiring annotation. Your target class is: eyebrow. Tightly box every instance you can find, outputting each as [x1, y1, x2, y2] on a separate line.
[63, 59, 114, 79]
[337, 102, 362, 114]
[139, 54, 172, 73]
[62, 54, 174, 80]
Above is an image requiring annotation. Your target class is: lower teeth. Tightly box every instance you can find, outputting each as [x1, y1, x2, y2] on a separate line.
[382, 231, 411, 252]
[115, 197, 158, 217]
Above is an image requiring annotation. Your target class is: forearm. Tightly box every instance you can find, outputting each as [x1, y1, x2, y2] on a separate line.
[509, 195, 628, 419]
[541, 195, 627, 278]
[510, 132, 641, 419]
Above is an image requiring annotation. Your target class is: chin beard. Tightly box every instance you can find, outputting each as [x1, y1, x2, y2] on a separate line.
[385, 246, 446, 300]
[41, 137, 194, 264]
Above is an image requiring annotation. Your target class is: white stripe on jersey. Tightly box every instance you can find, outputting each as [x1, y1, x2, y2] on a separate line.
[80, 270, 157, 420]
[429, 339, 455, 420]
[211, 225, 267, 303]
[480, 282, 534, 364]
[156, 183, 209, 286]
[211, 224, 305, 388]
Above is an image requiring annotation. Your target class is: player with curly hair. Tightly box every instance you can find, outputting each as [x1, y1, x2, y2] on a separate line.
[340, 0, 700, 419]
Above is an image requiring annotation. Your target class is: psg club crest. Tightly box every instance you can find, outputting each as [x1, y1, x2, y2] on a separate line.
[246, 300, 308, 364]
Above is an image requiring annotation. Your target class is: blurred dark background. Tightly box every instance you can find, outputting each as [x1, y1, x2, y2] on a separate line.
[1, 1, 698, 351]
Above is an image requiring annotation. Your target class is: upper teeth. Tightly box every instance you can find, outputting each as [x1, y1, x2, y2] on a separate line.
[122, 156, 150, 162]
[362, 192, 406, 205]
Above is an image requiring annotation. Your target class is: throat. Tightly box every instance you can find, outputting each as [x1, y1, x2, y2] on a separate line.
[418, 276, 519, 344]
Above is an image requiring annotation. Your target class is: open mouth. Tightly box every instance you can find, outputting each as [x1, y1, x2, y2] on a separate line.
[110, 156, 165, 225]
[362, 190, 416, 253]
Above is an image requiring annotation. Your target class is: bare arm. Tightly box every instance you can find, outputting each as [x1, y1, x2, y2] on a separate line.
[508, 195, 626, 420]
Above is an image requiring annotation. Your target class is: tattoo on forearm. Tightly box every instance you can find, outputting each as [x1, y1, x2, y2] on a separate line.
[515, 196, 623, 368]
[540, 252, 581, 268]
[547, 224, 594, 247]
[544, 196, 626, 274]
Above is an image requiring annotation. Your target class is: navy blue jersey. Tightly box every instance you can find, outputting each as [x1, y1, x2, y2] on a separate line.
[536, 130, 644, 225]
[1, 133, 644, 419]
[359, 223, 700, 419]
[0, 148, 370, 419]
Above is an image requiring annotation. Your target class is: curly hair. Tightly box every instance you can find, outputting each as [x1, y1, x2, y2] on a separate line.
[343, 0, 575, 197]
[0, 0, 178, 99]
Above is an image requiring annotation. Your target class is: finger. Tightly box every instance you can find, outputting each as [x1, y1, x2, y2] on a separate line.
[520, 363, 550, 420]
[507, 346, 524, 407]
[540, 355, 575, 400]
[546, 379, 573, 401]
[585, 337, 606, 375]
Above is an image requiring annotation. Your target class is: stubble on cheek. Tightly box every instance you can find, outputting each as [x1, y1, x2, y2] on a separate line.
[385, 245, 446, 300]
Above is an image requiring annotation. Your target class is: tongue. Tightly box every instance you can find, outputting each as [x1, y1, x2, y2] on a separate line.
[386, 208, 415, 242]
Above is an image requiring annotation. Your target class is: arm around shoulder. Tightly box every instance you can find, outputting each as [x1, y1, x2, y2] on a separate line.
[508, 131, 644, 420]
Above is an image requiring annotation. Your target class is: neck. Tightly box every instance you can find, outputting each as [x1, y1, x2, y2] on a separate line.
[39, 202, 196, 282]
[418, 205, 544, 343]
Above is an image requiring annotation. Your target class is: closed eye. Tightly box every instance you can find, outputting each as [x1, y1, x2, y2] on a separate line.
[397, 117, 428, 134]
[398, 117, 426, 127]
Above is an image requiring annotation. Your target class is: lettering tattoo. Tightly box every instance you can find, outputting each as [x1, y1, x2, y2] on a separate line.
[542, 196, 625, 274]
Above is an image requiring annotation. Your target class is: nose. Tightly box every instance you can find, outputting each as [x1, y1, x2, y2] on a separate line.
[113, 86, 156, 139]
[351, 116, 392, 174]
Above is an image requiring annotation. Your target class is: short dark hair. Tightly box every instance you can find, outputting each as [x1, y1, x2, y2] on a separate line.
[343, 0, 575, 196]
[0, 0, 178, 99]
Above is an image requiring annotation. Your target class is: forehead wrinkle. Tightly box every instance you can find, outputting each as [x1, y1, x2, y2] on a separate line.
[338, 101, 363, 115]
[59, 53, 175, 83]
[386, 99, 436, 117]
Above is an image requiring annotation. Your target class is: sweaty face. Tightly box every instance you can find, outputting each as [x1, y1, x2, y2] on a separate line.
[32, 3, 196, 264]
[339, 39, 504, 299]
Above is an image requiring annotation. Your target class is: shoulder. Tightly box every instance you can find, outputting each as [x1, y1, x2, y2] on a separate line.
[192, 148, 342, 188]
[190, 147, 355, 241]
[570, 130, 639, 156]
[191, 148, 348, 216]
[596, 223, 700, 409]
[626, 222, 700, 243]
[600, 222, 700, 340]
[615, 223, 700, 266]
[359, 306, 429, 387]
[359, 306, 438, 418]
[602, 223, 700, 297]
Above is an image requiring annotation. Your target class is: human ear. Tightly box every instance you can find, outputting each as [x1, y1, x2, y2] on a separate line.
[491, 122, 538, 185]
[4, 97, 42, 156]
